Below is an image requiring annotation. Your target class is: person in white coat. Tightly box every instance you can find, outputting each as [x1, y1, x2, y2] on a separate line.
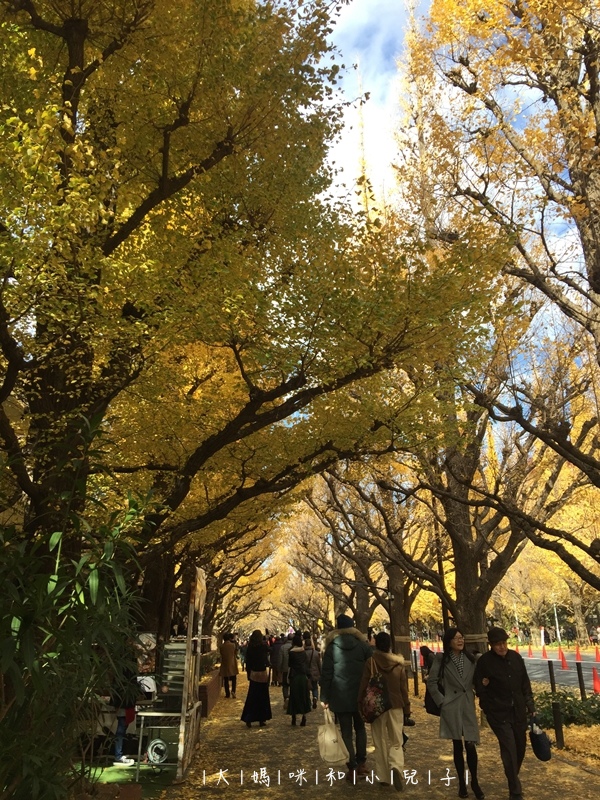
[427, 628, 484, 800]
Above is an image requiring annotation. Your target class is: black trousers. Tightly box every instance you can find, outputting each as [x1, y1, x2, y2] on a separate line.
[486, 711, 527, 795]
[223, 675, 237, 697]
[282, 670, 290, 700]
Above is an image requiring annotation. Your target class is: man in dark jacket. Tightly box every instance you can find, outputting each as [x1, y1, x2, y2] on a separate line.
[320, 614, 373, 782]
[474, 627, 535, 800]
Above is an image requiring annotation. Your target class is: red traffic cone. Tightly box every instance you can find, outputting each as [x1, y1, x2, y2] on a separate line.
[528, 644, 533, 658]
[593, 667, 600, 694]
[575, 644, 582, 662]
[542, 645, 548, 659]
[596, 646, 600, 663]
[559, 647, 569, 670]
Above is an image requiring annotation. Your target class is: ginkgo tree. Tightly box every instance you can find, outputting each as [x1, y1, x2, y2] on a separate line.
[0, 0, 506, 642]
[400, 0, 600, 583]
[0, 2, 510, 795]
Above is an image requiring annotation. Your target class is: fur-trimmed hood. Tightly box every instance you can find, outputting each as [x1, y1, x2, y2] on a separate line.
[371, 650, 406, 673]
[324, 627, 369, 648]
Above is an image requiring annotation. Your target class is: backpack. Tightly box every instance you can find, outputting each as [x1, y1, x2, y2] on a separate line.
[424, 655, 445, 716]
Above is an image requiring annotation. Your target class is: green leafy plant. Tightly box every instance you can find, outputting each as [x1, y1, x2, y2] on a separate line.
[0, 502, 142, 800]
[533, 688, 600, 728]
[199, 650, 219, 677]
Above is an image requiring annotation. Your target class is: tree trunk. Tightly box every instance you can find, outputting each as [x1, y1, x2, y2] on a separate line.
[140, 553, 176, 643]
[563, 576, 589, 645]
[388, 564, 413, 661]
[354, 583, 371, 633]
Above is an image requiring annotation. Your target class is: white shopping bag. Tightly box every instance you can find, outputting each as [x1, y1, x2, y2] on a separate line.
[317, 708, 349, 764]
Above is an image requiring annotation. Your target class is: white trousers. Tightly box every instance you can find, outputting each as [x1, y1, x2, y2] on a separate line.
[370, 708, 405, 783]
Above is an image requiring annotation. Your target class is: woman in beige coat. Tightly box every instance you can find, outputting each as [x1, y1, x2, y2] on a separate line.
[219, 633, 239, 698]
[358, 631, 410, 791]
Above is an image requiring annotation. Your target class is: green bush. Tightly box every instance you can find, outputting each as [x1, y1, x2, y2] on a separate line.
[534, 688, 600, 727]
[0, 506, 141, 800]
[199, 650, 219, 676]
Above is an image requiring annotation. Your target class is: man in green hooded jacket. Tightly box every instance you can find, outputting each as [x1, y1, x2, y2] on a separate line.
[320, 614, 373, 782]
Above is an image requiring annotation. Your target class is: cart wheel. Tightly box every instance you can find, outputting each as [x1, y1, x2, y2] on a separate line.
[147, 738, 169, 764]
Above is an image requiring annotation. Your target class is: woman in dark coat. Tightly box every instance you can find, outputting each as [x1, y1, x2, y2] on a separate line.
[286, 633, 312, 726]
[303, 633, 322, 709]
[241, 629, 272, 728]
[427, 628, 484, 799]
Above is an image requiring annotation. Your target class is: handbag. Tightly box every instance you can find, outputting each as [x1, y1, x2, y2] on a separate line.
[529, 717, 551, 761]
[249, 669, 269, 683]
[318, 708, 349, 763]
[424, 655, 445, 716]
[360, 659, 392, 723]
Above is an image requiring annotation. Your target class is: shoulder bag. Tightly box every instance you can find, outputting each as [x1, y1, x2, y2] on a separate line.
[424, 655, 445, 716]
[360, 658, 392, 723]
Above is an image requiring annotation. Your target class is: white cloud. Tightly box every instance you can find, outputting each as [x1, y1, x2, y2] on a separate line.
[327, 0, 411, 201]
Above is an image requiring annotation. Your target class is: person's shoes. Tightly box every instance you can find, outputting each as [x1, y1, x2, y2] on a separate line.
[259, 721, 267, 727]
[472, 782, 485, 800]
[113, 756, 135, 767]
[458, 789, 468, 799]
[391, 768, 403, 792]
[312, 697, 318, 709]
[300, 716, 306, 726]
[356, 763, 368, 776]
[245, 722, 252, 728]
[346, 770, 357, 784]
[378, 782, 391, 788]
[509, 795, 523, 800]
[231, 691, 236, 699]
[291, 715, 297, 726]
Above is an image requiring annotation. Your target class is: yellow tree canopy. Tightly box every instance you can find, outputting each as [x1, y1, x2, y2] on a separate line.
[0, 0, 504, 616]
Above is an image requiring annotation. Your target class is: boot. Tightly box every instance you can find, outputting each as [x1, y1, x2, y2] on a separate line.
[471, 781, 485, 800]
[300, 715, 306, 726]
[291, 715, 297, 726]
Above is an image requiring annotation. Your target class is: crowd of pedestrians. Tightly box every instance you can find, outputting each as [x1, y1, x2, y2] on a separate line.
[217, 621, 537, 800]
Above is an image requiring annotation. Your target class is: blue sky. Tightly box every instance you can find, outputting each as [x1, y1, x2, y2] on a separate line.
[327, 0, 415, 199]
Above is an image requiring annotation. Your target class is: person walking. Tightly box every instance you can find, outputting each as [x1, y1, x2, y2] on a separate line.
[241, 630, 272, 728]
[303, 632, 322, 709]
[358, 631, 410, 791]
[287, 633, 312, 726]
[219, 632, 239, 699]
[474, 627, 535, 800]
[320, 613, 373, 783]
[427, 628, 485, 799]
[270, 634, 285, 686]
[277, 632, 294, 709]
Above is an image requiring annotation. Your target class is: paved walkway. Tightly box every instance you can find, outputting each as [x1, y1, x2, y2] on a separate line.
[158, 674, 600, 800]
